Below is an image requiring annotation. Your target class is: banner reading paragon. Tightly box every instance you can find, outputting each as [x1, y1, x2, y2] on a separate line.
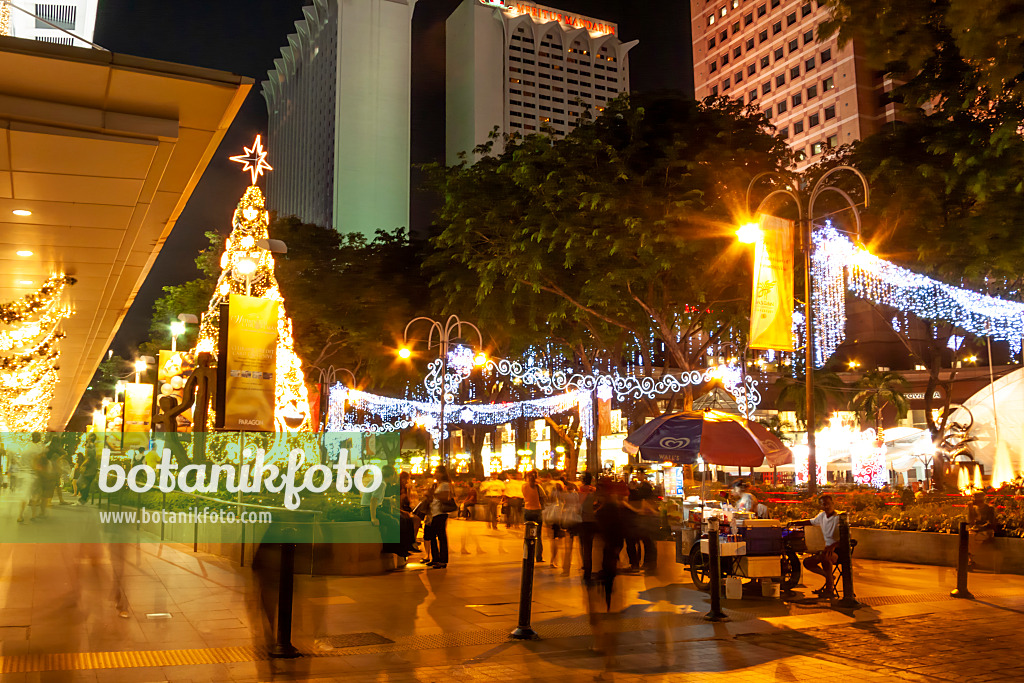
[749, 214, 795, 351]
[224, 293, 278, 431]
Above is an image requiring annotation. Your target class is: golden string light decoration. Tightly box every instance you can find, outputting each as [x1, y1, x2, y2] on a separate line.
[0, 1, 10, 38]
[0, 274, 75, 431]
[192, 137, 310, 432]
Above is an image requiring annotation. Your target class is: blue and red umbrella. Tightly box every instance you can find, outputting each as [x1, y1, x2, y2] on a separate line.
[622, 410, 787, 467]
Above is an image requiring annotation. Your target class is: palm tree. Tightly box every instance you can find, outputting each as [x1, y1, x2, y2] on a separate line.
[774, 369, 848, 433]
[849, 369, 910, 431]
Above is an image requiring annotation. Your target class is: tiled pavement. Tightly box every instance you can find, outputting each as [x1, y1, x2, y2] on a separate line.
[2, 501, 1024, 681]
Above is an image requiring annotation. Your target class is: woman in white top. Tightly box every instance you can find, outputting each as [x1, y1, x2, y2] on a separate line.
[428, 466, 454, 568]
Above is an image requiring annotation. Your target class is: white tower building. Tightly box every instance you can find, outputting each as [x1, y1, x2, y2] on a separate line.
[262, 0, 417, 237]
[446, 0, 636, 164]
[1, 0, 99, 47]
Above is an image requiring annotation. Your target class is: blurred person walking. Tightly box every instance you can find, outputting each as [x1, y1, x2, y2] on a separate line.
[480, 473, 506, 530]
[505, 471, 525, 528]
[428, 466, 455, 568]
[16, 432, 46, 523]
[558, 478, 582, 576]
[523, 470, 547, 562]
[576, 472, 599, 582]
[76, 433, 99, 504]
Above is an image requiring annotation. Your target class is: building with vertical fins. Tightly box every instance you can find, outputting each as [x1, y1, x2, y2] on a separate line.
[262, 0, 416, 237]
[446, 0, 636, 165]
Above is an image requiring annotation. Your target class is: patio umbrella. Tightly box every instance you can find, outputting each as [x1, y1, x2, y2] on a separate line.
[744, 420, 793, 466]
[622, 410, 769, 468]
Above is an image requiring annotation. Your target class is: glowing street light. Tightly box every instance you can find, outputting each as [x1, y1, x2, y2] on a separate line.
[736, 222, 762, 244]
[398, 346, 412, 360]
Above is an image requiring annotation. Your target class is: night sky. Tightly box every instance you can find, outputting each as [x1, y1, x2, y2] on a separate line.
[93, 0, 693, 357]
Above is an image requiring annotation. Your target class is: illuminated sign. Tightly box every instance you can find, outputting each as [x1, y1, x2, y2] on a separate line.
[499, 1, 618, 36]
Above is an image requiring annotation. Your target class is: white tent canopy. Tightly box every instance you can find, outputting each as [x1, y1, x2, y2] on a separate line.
[949, 368, 1024, 480]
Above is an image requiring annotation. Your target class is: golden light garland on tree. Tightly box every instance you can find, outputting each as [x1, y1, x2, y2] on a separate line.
[192, 137, 310, 432]
[0, 274, 74, 432]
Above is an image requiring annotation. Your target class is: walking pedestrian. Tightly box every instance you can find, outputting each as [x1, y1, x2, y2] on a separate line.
[428, 466, 455, 568]
[505, 471, 525, 528]
[480, 473, 506, 530]
[523, 470, 547, 562]
[559, 478, 582, 576]
[576, 472, 598, 582]
[77, 433, 99, 505]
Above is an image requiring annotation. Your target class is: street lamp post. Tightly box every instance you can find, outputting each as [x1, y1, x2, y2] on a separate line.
[745, 166, 870, 496]
[401, 315, 484, 469]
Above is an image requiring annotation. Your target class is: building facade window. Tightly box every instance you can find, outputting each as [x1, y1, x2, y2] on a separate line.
[807, 84, 818, 98]
[709, 61, 718, 73]
[823, 76, 834, 90]
[760, 56, 770, 68]
[821, 48, 832, 63]
[791, 65, 800, 78]
[759, 29, 768, 42]
[744, 12, 754, 24]
[792, 92, 802, 106]
[811, 141, 824, 155]
[762, 81, 772, 94]
[746, 38, 755, 50]
[794, 120, 804, 134]
[734, 46, 742, 58]
[809, 112, 820, 127]
[776, 74, 785, 86]
[777, 100, 788, 114]
[772, 21, 782, 34]
[824, 104, 836, 119]
[749, 88, 758, 101]
[748, 63, 757, 76]
[712, 85, 719, 96]
[757, 4, 766, 16]
[801, 2, 812, 16]
[779, 126, 789, 138]
[805, 56, 816, 71]
[786, 11, 797, 25]
[788, 39, 799, 52]
[774, 47, 784, 60]
[735, 70, 744, 82]
[723, 77, 731, 90]
[827, 134, 838, 147]
[803, 29, 814, 44]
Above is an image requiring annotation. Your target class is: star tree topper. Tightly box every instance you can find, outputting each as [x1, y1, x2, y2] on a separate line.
[229, 134, 273, 185]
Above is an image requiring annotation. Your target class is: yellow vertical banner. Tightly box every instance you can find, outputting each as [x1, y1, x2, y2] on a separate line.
[124, 383, 154, 449]
[749, 214, 795, 350]
[224, 293, 279, 431]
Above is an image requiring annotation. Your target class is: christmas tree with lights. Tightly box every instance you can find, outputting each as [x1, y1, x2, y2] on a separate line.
[193, 135, 310, 431]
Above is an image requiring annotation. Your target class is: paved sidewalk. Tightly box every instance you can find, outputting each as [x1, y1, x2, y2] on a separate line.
[1, 504, 1023, 682]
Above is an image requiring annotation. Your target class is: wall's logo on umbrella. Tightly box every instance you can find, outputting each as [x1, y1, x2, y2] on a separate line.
[659, 437, 691, 449]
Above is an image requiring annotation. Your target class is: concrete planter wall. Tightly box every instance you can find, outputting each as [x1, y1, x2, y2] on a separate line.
[850, 527, 1024, 575]
[137, 513, 393, 576]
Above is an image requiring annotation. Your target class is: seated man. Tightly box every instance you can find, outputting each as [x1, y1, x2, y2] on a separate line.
[797, 494, 841, 597]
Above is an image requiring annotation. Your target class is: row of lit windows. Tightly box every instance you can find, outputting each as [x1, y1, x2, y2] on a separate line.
[791, 134, 839, 161]
[707, 0, 824, 31]
[707, 1, 814, 45]
[768, 104, 837, 132]
[708, 31, 823, 73]
[710, 54, 833, 97]
[512, 30, 618, 63]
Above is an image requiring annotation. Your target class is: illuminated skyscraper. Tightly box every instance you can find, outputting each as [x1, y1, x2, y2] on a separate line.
[1, 0, 98, 47]
[446, 0, 636, 164]
[262, 0, 416, 237]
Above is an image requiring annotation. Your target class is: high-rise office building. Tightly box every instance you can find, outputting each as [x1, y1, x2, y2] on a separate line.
[446, 0, 636, 164]
[1, 0, 98, 47]
[690, 0, 894, 167]
[262, 0, 416, 237]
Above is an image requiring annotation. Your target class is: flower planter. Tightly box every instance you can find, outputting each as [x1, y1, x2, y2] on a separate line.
[850, 527, 1024, 574]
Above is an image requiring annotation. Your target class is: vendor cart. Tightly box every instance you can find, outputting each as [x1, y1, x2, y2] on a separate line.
[622, 409, 797, 595]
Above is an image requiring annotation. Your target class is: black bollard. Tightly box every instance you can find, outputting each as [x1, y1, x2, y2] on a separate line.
[950, 521, 974, 599]
[705, 518, 728, 622]
[836, 513, 859, 608]
[510, 521, 540, 639]
[269, 541, 301, 658]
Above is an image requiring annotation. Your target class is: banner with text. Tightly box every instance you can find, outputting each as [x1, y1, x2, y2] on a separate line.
[749, 214, 795, 350]
[123, 383, 153, 449]
[224, 294, 278, 431]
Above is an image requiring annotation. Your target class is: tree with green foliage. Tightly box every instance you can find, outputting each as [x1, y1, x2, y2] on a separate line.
[425, 93, 792, 413]
[774, 369, 848, 433]
[269, 218, 428, 394]
[850, 369, 910, 431]
[139, 232, 220, 359]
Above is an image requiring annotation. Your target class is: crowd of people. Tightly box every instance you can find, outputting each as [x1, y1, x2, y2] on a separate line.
[1, 432, 102, 523]
[367, 466, 670, 588]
